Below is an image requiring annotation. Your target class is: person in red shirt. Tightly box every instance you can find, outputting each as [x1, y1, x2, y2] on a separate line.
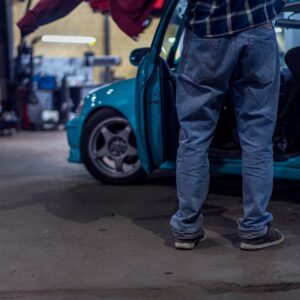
[17, 0, 157, 39]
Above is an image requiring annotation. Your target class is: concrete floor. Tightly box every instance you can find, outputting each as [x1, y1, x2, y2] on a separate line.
[0, 131, 300, 300]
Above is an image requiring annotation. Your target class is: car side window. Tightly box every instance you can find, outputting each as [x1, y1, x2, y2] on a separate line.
[174, 30, 185, 62]
[159, 0, 187, 63]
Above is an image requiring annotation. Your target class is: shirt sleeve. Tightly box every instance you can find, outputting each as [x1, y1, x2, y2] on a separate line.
[17, 0, 83, 37]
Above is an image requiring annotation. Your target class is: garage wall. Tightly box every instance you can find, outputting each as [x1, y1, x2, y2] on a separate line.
[12, 1, 159, 80]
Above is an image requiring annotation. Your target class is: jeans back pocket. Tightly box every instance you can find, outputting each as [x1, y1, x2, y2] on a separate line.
[181, 31, 221, 84]
[249, 30, 277, 83]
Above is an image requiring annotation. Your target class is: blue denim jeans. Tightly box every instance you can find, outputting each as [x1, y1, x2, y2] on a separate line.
[170, 25, 280, 240]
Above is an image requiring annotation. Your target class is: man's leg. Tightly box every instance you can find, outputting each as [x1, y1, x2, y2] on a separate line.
[231, 25, 284, 249]
[170, 30, 233, 247]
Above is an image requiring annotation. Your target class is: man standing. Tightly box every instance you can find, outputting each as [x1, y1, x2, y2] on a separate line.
[170, 0, 287, 250]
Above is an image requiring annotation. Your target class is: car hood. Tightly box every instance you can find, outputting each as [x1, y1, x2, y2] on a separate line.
[87, 78, 136, 102]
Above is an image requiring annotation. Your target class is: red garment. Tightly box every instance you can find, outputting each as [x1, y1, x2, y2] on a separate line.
[89, 0, 110, 12]
[17, 0, 156, 39]
[153, 0, 164, 9]
[110, 0, 156, 38]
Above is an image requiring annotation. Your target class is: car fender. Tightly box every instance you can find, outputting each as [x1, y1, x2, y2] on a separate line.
[83, 78, 137, 130]
[67, 78, 137, 163]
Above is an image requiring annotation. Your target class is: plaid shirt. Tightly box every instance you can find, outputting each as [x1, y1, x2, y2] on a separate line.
[186, 0, 288, 37]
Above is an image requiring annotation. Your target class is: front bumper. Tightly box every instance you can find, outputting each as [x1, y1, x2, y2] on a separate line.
[66, 116, 85, 163]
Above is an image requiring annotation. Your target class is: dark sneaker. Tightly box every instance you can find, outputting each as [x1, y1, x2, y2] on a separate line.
[174, 230, 206, 250]
[240, 226, 284, 251]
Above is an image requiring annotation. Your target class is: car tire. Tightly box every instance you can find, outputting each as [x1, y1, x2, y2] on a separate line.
[80, 108, 146, 184]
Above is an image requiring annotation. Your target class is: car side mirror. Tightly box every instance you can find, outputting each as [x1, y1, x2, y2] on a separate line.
[130, 47, 150, 66]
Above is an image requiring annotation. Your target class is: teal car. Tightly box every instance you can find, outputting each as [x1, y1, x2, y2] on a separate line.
[67, 0, 300, 184]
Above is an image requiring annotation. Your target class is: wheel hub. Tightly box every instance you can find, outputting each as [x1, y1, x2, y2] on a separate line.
[108, 137, 128, 157]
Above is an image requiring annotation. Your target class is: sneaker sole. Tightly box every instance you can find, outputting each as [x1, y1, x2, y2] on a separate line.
[240, 235, 284, 251]
[175, 234, 206, 250]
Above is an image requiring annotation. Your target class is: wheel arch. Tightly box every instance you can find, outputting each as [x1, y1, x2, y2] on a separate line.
[82, 103, 138, 146]
[83, 106, 125, 126]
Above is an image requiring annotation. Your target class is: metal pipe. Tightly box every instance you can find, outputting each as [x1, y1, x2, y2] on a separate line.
[25, 0, 33, 13]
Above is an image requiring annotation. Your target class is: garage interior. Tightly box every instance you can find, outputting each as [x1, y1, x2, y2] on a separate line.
[1, 1, 300, 299]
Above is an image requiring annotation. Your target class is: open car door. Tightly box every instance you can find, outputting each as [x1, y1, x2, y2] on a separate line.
[135, 0, 187, 173]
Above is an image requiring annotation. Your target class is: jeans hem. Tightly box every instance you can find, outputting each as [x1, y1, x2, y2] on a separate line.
[171, 229, 204, 240]
[238, 227, 268, 239]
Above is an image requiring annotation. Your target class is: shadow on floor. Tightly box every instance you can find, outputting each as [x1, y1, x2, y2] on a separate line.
[3, 171, 298, 249]
[37, 172, 248, 248]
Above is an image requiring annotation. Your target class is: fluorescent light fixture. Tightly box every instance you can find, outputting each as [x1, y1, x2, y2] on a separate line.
[41, 35, 96, 45]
